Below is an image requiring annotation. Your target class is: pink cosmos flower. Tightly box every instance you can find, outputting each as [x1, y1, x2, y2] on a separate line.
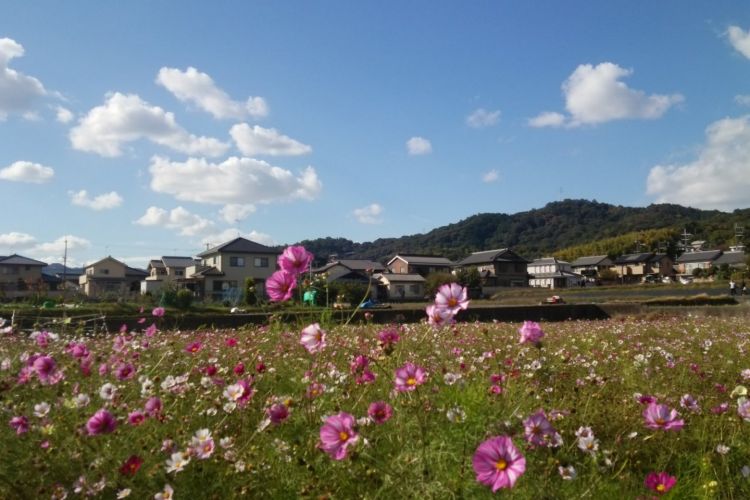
[300, 323, 327, 354]
[32, 355, 57, 383]
[185, 341, 202, 354]
[119, 455, 143, 476]
[145, 397, 162, 416]
[152, 307, 165, 317]
[643, 402, 684, 431]
[472, 436, 526, 492]
[738, 399, 750, 422]
[367, 401, 393, 424]
[233, 362, 245, 376]
[86, 409, 117, 435]
[266, 270, 297, 302]
[523, 410, 559, 447]
[644, 471, 677, 494]
[279, 245, 314, 275]
[145, 323, 158, 337]
[319, 412, 358, 460]
[266, 403, 290, 424]
[434, 283, 469, 314]
[350, 355, 376, 384]
[306, 381, 326, 399]
[114, 362, 136, 381]
[394, 362, 427, 392]
[67, 343, 89, 359]
[9, 415, 29, 435]
[377, 327, 400, 350]
[235, 378, 255, 407]
[426, 304, 454, 329]
[680, 394, 701, 413]
[518, 321, 544, 344]
[128, 411, 146, 426]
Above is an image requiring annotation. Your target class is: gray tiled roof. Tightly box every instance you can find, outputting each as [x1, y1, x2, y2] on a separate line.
[375, 273, 426, 283]
[614, 253, 654, 265]
[570, 255, 612, 267]
[529, 257, 569, 266]
[389, 255, 454, 266]
[198, 237, 279, 257]
[314, 260, 385, 273]
[457, 248, 528, 266]
[0, 254, 48, 266]
[713, 251, 746, 266]
[162, 256, 199, 268]
[675, 250, 722, 263]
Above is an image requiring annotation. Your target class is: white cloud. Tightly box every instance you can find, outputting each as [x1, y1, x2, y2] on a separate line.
[0, 161, 54, 183]
[0, 38, 47, 120]
[69, 190, 123, 211]
[466, 108, 501, 128]
[29, 235, 91, 263]
[149, 155, 322, 205]
[219, 204, 256, 224]
[728, 25, 750, 59]
[532, 62, 683, 127]
[353, 203, 383, 224]
[69, 92, 229, 157]
[156, 66, 268, 119]
[134, 206, 214, 237]
[55, 105, 74, 124]
[0, 232, 36, 249]
[482, 169, 500, 183]
[201, 229, 275, 248]
[646, 115, 750, 210]
[230, 123, 312, 156]
[406, 136, 432, 155]
[528, 111, 566, 128]
[735, 95, 750, 107]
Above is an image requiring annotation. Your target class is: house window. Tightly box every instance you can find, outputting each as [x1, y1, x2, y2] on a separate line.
[254, 257, 269, 268]
[176, 270, 184, 276]
[409, 284, 420, 294]
[102, 269, 109, 275]
[230, 257, 245, 267]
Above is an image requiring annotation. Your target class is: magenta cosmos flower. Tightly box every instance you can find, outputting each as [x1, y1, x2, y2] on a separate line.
[434, 283, 469, 314]
[9, 415, 29, 435]
[644, 471, 677, 494]
[300, 323, 327, 354]
[152, 307, 165, 317]
[86, 409, 117, 435]
[32, 355, 58, 383]
[266, 270, 297, 302]
[523, 409, 558, 447]
[319, 412, 359, 460]
[367, 401, 393, 424]
[394, 362, 427, 392]
[473, 436, 526, 492]
[643, 402, 684, 431]
[279, 245, 314, 275]
[518, 321, 544, 344]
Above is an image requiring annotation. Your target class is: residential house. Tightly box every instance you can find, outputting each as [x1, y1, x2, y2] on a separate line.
[455, 248, 528, 287]
[185, 237, 281, 301]
[647, 253, 674, 278]
[386, 254, 454, 277]
[375, 273, 426, 301]
[41, 264, 83, 292]
[713, 250, 747, 271]
[675, 250, 723, 276]
[0, 254, 48, 300]
[79, 256, 148, 298]
[527, 257, 583, 289]
[612, 252, 672, 283]
[141, 256, 200, 294]
[570, 255, 614, 281]
[312, 259, 384, 300]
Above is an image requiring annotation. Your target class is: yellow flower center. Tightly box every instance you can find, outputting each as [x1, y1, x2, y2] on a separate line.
[448, 298, 457, 307]
[407, 377, 417, 386]
[656, 484, 665, 492]
[495, 459, 507, 471]
[339, 431, 349, 442]
[655, 418, 665, 425]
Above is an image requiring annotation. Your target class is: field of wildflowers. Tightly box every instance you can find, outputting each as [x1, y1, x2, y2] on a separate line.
[1, 246, 749, 499]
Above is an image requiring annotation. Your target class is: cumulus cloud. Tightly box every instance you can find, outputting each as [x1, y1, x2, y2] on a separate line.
[55, 105, 74, 124]
[528, 111, 566, 128]
[532, 62, 683, 127]
[69, 92, 229, 157]
[134, 206, 214, 237]
[406, 136, 432, 155]
[0, 161, 54, 183]
[69, 190, 123, 211]
[466, 108, 501, 128]
[29, 235, 91, 263]
[353, 203, 383, 224]
[728, 25, 750, 59]
[148, 155, 322, 205]
[0, 38, 47, 120]
[646, 115, 750, 210]
[230, 124, 312, 156]
[156, 66, 268, 119]
[219, 204, 256, 224]
[0, 232, 36, 249]
[482, 169, 500, 183]
[201, 229, 275, 248]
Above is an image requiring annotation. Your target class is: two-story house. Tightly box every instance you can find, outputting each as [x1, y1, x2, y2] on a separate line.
[386, 254, 454, 277]
[455, 248, 528, 287]
[527, 257, 582, 289]
[612, 252, 673, 283]
[675, 250, 723, 276]
[0, 254, 48, 300]
[185, 237, 281, 301]
[141, 256, 200, 294]
[79, 256, 148, 298]
[570, 255, 614, 281]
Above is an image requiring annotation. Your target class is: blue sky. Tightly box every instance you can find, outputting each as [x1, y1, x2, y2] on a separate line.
[1, 1, 749, 267]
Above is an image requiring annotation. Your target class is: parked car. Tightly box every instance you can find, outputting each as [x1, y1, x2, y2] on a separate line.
[641, 274, 660, 284]
[679, 276, 694, 285]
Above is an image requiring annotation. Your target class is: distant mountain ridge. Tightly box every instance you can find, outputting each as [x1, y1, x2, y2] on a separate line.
[296, 199, 750, 265]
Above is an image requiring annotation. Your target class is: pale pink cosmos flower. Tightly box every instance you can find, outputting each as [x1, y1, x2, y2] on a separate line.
[319, 412, 358, 460]
[266, 270, 297, 302]
[300, 323, 327, 354]
[523, 410, 561, 448]
[434, 283, 469, 315]
[145, 396, 162, 416]
[86, 409, 117, 435]
[367, 401, 393, 424]
[394, 362, 427, 392]
[643, 402, 684, 431]
[279, 245, 314, 275]
[426, 304, 454, 329]
[472, 435, 526, 491]
[680, 394, 701, 413]
[518, 321, 544, 344]
[737, 398, 750, 422]
[306, 381, 326, 399]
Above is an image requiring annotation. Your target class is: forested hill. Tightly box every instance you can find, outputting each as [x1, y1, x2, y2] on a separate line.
[294, 199, 750, 265]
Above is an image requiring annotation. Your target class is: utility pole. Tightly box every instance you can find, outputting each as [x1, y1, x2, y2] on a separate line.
[62, 238, 68, 334]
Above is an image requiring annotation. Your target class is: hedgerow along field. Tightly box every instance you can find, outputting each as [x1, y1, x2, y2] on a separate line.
[2, 245, 750, 498]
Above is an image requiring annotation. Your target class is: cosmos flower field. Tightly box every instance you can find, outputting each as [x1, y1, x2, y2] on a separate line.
[2, 309, 750, 499]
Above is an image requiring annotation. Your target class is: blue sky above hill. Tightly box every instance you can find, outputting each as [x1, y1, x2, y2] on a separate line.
[1, 1, 749, 267]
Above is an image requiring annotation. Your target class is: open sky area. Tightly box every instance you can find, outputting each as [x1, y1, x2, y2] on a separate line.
[1, 1, 749, 267]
